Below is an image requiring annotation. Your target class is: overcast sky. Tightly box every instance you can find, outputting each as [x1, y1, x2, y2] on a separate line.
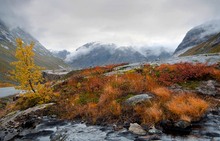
[0, 0, 220, 51]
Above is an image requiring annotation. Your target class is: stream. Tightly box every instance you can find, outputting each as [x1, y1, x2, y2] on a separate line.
[10, 108, 220, 141]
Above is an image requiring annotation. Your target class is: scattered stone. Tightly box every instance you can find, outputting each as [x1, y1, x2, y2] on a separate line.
[125, 94, 153, 105]
[113, 124, 124, 131]
[148, 126, 162, 134]
[129, 123, 146, 135]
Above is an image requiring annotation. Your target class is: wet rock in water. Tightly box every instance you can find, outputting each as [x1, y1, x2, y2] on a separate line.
[148, 126, 162, 135]
[160, 120, 192, 135]
[125, 94, 153, 105]
[113, 124, 124, 131]
[129, 123, 146, 135]
[0, 103, 54, 141]
[196, 80, 220, 96]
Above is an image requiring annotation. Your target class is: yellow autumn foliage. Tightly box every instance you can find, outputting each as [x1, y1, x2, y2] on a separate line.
[10, 38, 54, 109]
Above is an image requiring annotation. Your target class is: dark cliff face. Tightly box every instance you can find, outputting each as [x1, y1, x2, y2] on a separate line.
[174, 28, 213, 54]
[173, 20, 220, 56]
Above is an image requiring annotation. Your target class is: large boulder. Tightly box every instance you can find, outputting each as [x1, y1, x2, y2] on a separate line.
[129, 123, 146, 135]
[125, 93, 153, 106]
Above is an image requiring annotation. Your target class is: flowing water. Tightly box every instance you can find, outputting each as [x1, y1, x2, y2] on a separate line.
[12, 108, 220, 141]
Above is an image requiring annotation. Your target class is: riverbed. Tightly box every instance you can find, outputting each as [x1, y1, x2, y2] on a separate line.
[7, 108, 220, 141]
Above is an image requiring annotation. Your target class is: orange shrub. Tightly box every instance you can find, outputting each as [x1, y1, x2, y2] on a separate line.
[144, 103, 163, 124]
[123, 73, 146, 93]
[135, 103, 163, 125]
[99, 85, 120, 104]
[108, 100, 121, 116]
[180, 115, 192, 122]
[85, 102, 99, 123]
[152, 87, 171, 101]
[166, 93, 209, 121]
[145, 75, 159, 91]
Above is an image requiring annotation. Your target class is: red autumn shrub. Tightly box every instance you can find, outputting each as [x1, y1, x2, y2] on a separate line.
[152, 63, 214, 85]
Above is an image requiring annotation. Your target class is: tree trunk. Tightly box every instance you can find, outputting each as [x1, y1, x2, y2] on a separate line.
[29, 80, 36, 93]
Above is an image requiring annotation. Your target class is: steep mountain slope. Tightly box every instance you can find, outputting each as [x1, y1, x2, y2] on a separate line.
[66, 42, 171, 69]
[181, 32, 220, 56]
[173, 20, 220, 56]
[0, 20, 69, 83]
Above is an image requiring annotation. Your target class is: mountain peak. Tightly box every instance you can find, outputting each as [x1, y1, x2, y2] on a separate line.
[173, 19, 220, 56]
[65, 42, 171, 69]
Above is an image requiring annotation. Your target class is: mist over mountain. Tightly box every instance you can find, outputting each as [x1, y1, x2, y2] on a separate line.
[65, 42, 172, 69]
[173, 20, 220, 56]
[50, 49, 70, 60]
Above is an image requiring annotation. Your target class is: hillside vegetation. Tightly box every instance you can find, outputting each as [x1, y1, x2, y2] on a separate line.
[7, 62, 219, 126]
[1, 62, 220, 131]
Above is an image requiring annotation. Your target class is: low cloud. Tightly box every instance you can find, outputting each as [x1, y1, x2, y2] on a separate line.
[0, 0, 220, 51]
[65, 42, 173, 62]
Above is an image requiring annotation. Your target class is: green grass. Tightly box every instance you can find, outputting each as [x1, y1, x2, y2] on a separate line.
[179, 81, 200, 90]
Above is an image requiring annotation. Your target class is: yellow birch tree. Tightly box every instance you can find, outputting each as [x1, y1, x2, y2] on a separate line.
[11, 38, 43, 92]
[10, 38, 53, 109]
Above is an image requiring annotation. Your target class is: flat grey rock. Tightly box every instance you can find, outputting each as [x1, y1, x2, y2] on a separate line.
[125, 94, 153, 105]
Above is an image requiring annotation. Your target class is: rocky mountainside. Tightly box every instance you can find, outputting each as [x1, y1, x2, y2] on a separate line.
[181, 32, 220, 56]
[65, 42, 171, 69]
[173, 20, 220, 56]
[0, 20, 69, 83]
